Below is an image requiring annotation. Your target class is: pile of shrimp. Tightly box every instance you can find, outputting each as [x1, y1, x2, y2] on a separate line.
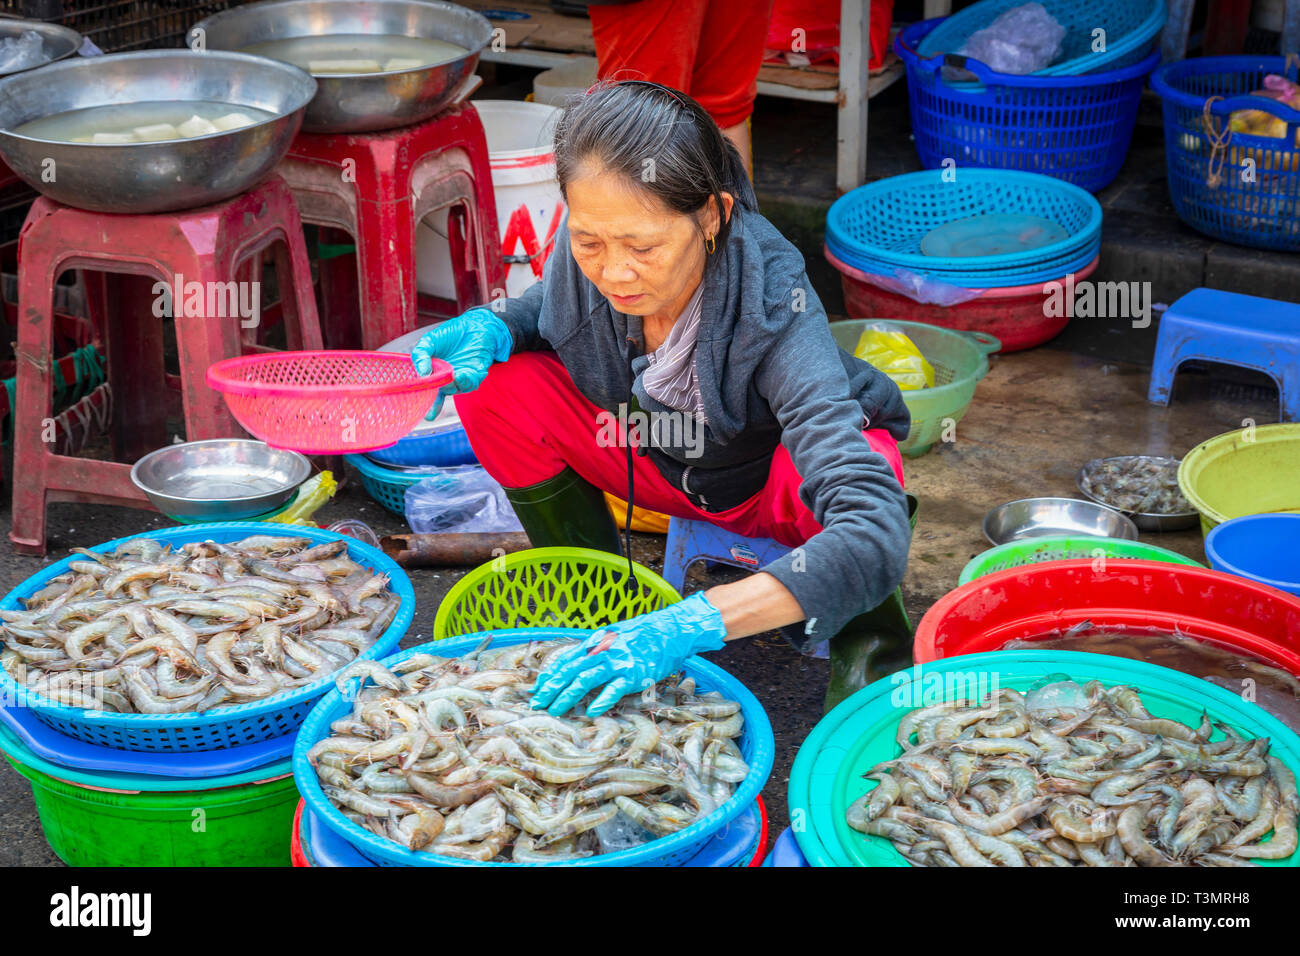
[0, 535, 398, 714]
[309, 638, 748, 863]
[848, 681, 1298, 866]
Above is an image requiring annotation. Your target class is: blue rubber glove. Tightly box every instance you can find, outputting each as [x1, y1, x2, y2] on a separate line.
[411, 307, 514, 420]
[530, 592, 728, 717]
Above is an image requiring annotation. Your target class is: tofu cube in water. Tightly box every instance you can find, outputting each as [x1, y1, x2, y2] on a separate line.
[133, 123, 180, 142]
[212, 112, 256, 132]
[177, 115, 219, 138]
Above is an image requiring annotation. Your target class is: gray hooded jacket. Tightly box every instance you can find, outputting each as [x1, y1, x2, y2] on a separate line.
[494, 205, 912, 644]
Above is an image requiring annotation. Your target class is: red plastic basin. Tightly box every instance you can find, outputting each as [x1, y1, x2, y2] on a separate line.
[827, 248, 1100, 353]
[914, 559, 1300, 675]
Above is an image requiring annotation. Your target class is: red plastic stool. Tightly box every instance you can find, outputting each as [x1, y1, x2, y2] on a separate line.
[277, 101, 506, 351]
[9, 175, 323, 555]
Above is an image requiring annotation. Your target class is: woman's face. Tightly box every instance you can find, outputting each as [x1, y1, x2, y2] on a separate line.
[566, 161, 722, 317]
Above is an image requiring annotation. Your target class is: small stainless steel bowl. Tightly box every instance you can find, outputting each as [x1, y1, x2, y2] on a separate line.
[0, 49, 316, 213]
[131, 440, 311, 520]
[1075, 456, 1200, 532]
[982, 497, 1139, 546]
[192, 0, 492, 133]
[0, 18, 82, 76]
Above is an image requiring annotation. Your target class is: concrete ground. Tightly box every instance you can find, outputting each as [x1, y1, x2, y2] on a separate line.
[0, 65, 1291, 865]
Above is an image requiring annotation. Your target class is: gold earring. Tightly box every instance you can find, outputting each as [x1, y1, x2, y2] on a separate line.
[706, 234, 716, 254]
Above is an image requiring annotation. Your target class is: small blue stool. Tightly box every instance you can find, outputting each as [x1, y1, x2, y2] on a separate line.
[661, 518, 790, 595]
[1148, 288, 1300, 421]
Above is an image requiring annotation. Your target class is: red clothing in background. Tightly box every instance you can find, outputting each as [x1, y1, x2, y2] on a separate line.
[588, 0, 775, 128]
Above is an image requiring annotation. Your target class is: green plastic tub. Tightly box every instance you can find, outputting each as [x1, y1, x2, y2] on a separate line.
[3, 743, 298, 866]
[829, 319, 1000, 457]
[958, 534, 1203, 585]
[433, 546, 681, 639]
[788, 650, 1300, 867]
[1179, 422, 1300, 538]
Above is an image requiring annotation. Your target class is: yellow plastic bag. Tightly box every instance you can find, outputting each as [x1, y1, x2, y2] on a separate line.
[604, 492, 670, 534]
[267, 471, 338, 526]
[853, 324, 935, 391]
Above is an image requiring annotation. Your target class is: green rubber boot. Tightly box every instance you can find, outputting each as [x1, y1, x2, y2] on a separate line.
[822, 494, 920, 714]
[504, 466, 623, 555]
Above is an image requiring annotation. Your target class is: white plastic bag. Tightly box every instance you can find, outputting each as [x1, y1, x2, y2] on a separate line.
[403, 465, 524, 534]
[955, 2, 1065, 75]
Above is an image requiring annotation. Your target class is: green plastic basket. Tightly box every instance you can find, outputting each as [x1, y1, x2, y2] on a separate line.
[5, 756, 298, 867]
[433, 547, 681, 639]
[958, 535, 1203, 585]
[788, 650, 1300, 867]
[829, 319, 1000, 457]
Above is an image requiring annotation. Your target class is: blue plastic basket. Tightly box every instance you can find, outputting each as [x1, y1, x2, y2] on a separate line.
[362, 425, 477, 469]
[825, 169, 1102, 287]
[300, 798, 765, 867]
[897, 20, 1158, 193]
[0, 523, 414, 752]
[1151, 56, 1300, 251]
[345, 453, 439, 517]
[293, 628, 776, 867]
[1205, 513, 1300, 597]
[915, 0, 1165, 77]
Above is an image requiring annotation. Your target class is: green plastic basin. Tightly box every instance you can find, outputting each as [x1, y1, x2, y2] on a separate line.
[788, 650, 1300, 867]
[958, 534, 1203, 585]
[829, 319, 1000, 457]
[1178, 422, 1300, 538]
[4, 754, 298, 867]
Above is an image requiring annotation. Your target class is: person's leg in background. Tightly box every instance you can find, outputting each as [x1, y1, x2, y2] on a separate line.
[588, 0, 707, 93]
[691, 0, 775, 178]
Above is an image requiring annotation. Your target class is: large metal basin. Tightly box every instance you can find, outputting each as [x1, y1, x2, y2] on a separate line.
[192, 0, 491, 133]
[0, 17, 82, 76]
[0, 50, 316, 214]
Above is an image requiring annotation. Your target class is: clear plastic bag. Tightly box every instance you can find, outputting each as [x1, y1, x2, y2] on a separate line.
[875, 268, 984, 306]
[954, 2, 1065, 75]
[853, 323, 936, 391]
[404, 465, 524, 534]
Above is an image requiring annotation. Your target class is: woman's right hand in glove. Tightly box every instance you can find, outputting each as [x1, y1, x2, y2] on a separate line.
[411, 307, 514, 420]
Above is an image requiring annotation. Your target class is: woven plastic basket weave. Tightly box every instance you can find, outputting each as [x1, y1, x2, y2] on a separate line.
[433, 547, 681, 639]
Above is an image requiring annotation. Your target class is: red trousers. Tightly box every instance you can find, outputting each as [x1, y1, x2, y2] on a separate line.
[588, 0, 774, 128]
[456, 352, 905, 549]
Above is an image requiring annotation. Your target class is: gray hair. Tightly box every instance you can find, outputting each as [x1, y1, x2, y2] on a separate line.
[552, 80, 757, 251]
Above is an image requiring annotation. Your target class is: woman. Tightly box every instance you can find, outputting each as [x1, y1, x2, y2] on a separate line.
[413, 82, 912, 718]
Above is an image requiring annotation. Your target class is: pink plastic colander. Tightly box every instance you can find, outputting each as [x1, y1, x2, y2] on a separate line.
[206, 351, 453, 454]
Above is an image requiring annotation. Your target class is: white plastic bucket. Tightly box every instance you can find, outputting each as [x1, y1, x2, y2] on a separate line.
[416, 100, 565, 300]
[532, 57, 598, 108]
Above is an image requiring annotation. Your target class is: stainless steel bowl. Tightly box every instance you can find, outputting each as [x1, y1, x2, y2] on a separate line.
[131, 439, 311, 520]
[982, 497, 1139, 546]
[0, 50, 316, 213]
[1075, 455, 1200, 532]
[0, 17, 82, 76]
[192, 0, 491, 133]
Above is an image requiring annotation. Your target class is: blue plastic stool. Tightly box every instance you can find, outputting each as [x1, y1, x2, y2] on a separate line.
[661, 518, 790, 595]
[1148, 289, 1300, 422]
[762, 827, 810, 867]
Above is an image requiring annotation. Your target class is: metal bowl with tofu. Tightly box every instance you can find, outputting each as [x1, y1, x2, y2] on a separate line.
[0, 50, 316, 213]
[191, 0, 492, 133]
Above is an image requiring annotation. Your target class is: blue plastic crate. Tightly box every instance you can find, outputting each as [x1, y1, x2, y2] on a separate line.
[1151, 56, 1300, 251]
[0, 523, 413, 752]
[293, 628, 776, 867]
[897, 19, 1158, 193]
